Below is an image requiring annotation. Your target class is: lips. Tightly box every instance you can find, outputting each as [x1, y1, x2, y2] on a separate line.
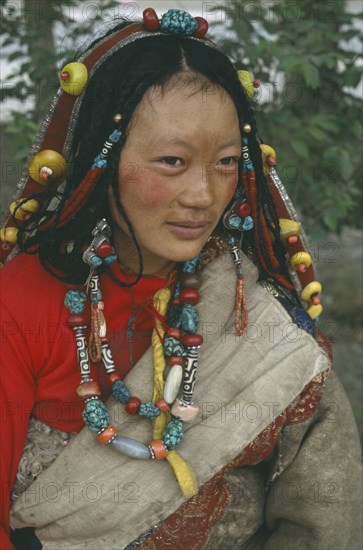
[166, 220, 211, 239]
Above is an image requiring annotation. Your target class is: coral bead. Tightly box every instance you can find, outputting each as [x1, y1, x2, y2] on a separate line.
[166, 327, 181, 339]
[167, 356, 184, 366]
[76, 380, 101, 400]
[97, 424, 116, 445]
[60, 62, 88, 96]
[149, 439, 167, 460]
[312, 295, 321, 305]
[179, 289, 200, 304]
[182, 334, 204, 347]
[29, 150, 67, 186]
[237, 201, 251, 217]
[97, 242, 113, 258]
[125, 397, 142, 415]
[0, 226, 18, 244]
[266, 155, 276, 167]
[155, 399, 170, 413]
[194, 16, 209, 37]
[67, 314, 89, 327]
[109, 372, 122, 384]
[143, 8, 159, 31]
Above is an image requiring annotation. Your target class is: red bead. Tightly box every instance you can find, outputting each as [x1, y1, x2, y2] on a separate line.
[155, 399, 170, 413]
[312, 295, 321, 305]
[297, 263, 306, 273]
[179, 289, 200, 304]
[97, 242, 113, 258]
[125, 396, 142, 415]
[182, 334, 204, 347]
[60, 71, 69, 81]
[166, 327, 181, 339]
[167, 356, 184, 366]
[194, 17, 209, 37]
[266, 155, 276, 167]
[143, 8, 159, 31]
[97, 424, 116, 445]
[109, 372, 122, 384]
[253, 79, 261, 88]
[237, 201, 251, 217]
[67, 314, 89, 327]
[76, 381, 101, 400]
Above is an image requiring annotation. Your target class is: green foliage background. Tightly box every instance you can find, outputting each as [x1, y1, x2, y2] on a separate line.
[210, 0, 362, 236]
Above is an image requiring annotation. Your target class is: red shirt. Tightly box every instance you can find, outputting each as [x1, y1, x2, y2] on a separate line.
[0, 253, 169, 548]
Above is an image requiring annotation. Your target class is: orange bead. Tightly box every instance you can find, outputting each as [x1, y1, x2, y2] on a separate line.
[97, 424, 116, 445]
[149, 439, 167, 460]
[76, 380, 101, 400]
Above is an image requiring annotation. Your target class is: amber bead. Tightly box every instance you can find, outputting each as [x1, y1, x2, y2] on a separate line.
[109, 372, 122, 384]
[149, 439, 167, 460]
[167, 356, 184, 366]
[155, 399, 170, 413]
[97, 424, 116, 445]
[125, 396, 142, 415]
[179, 272, 201, 289]
[182, 334, 204, 347]
[166, 327, 181, 339]
[179, 289, 200, 304]
[76, 380, 101, 400]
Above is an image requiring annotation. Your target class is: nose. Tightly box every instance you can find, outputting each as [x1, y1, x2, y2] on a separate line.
[178, 166, 215, 209]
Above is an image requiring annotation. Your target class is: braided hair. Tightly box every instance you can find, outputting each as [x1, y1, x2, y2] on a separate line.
[18, 20, 291, 288]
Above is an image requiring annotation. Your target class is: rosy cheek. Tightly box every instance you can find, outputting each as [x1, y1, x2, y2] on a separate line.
[121, 168, 173, 210]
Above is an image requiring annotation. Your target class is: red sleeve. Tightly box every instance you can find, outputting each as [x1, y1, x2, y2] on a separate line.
[1, 299, 36, 549]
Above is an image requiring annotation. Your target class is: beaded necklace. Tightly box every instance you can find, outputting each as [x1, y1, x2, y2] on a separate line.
[64, 220, 203, 464]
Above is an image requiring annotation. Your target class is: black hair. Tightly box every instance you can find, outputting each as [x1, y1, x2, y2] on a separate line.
[18, 19, 290, 287]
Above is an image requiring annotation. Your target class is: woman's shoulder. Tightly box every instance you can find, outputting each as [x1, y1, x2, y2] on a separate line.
[0, 253, 66, 312]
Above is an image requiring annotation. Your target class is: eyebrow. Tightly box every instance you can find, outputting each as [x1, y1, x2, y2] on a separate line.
[150, 137, 241, 151]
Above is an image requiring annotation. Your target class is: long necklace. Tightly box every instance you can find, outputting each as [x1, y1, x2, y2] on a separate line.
[64, 220, 203, 461]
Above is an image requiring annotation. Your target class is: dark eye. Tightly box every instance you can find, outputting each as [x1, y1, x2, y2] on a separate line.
[218, 156, 239, 166]
[160, 157, 182, 166]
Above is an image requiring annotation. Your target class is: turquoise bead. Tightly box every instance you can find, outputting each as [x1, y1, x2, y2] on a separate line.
[180, 304, 198, 333]
[64, 290, 87, 314]
[83, 399, 109, 432]
[112, 380, 131, 404]
[160, 9, 198, 35]
[163, 418, 184, 450]
[139, 402, 161, 419]
[163, 336, 186, 357]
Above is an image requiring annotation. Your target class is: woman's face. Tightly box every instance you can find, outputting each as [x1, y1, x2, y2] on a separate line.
[109, 77, 241, 274]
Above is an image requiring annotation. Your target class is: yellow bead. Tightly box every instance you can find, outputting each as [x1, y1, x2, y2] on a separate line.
[260, 144, 276, 176]
[237, 70, 254, 98]
[60, 62, 88, 96]
[10, 198, 40, 220]
[278, 218, 300, 242]
[307, 303, 323, 319]
[301, 281, 322, 302]
[0, 226, 18, 244]
[28, 150, 67, 186]
[290, 251, 312, 271]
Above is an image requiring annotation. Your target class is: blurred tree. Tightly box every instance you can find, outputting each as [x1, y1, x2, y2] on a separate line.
[1, 0, 119, 162]
[211, 0, 362, 234]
